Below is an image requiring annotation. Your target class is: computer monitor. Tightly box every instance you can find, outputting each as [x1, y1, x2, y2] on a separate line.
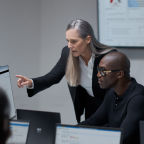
[17, 109, 61, 144]
[54, 124, 123, 144]
[6, 120, 30, 144]
[0, 65, 15, 118]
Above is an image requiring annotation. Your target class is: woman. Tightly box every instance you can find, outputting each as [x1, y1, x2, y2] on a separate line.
[16, 19, 116, 123]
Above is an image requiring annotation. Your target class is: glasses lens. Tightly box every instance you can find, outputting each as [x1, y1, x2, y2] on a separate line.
[97, 66, 105, 76]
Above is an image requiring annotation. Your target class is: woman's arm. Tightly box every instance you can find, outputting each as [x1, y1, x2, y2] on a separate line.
[27, 46, 70, 97]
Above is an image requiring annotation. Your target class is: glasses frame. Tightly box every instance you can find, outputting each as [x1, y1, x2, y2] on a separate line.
[97, 66, 123, 76]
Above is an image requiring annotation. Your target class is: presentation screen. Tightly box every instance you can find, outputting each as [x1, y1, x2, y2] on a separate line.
[0, 66, 15, 118]
[97, 0, 144, 48]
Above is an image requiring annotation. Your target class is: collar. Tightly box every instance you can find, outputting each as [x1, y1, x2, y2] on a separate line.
[113, 78, 137, 100]
[79, 53, 95, 66]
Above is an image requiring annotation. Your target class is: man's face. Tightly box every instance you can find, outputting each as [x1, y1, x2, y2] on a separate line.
[97, 58, 118, 89]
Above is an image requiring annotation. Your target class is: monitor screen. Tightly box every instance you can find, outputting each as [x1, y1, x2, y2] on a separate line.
[0, 65, 15, 118]
[6, 121, 30, 144]
[55, 125, 122, 144]
[97, 0, 144, 48]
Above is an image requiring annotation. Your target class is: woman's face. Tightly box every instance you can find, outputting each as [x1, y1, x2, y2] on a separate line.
[66, 29, 91, 57]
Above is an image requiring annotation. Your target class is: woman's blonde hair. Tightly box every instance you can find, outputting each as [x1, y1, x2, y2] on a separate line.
[65, 19, 115, 86]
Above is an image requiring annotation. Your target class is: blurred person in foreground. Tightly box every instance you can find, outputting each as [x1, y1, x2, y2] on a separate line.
[0, 88, 11, 144]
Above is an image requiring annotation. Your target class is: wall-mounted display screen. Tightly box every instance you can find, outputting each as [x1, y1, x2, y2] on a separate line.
[97, 0, 144, 48]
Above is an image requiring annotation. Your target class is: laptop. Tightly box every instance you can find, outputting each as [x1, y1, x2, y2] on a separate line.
[54, 124, 123, 144]
[17, 109, 61, 144]
[140, 121, 144, 144]
[6, 120, 30, 144]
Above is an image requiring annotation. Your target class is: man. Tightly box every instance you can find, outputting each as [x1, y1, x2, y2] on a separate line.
[0, 88, 11, 144]
[79, 52, 144, 144]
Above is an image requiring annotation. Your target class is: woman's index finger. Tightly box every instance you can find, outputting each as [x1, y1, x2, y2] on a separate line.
[15, 75, 26, 79]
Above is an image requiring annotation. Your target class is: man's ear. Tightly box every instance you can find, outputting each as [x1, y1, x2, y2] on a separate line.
[86, 35, 91, 44]
[117, 70, 125, 79]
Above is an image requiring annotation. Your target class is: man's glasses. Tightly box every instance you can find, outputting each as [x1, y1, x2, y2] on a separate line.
[97, 66, 123, 76]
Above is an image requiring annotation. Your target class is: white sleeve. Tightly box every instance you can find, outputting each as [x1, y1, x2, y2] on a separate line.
[27, 79, 34, 89]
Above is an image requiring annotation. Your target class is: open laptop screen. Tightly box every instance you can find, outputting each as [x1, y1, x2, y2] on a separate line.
[6, 120, 30, 144]
[55, 124, 123, 144]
